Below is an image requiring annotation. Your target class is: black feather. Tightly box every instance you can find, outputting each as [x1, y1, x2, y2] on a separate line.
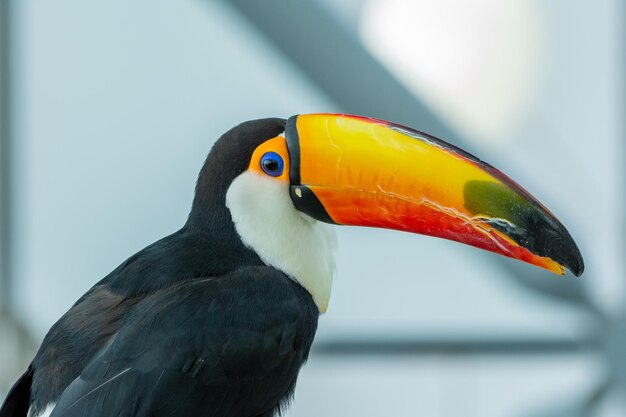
[0, 367, 33, 417]
[49, 268, 318, 417]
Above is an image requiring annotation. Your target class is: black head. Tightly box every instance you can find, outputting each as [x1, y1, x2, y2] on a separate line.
[186, 118, 286, 229]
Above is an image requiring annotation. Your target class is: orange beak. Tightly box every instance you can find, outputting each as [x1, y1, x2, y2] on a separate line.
[285, 113, 584, 276]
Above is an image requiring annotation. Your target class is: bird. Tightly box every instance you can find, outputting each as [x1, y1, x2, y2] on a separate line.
[0, 113, 584, 417]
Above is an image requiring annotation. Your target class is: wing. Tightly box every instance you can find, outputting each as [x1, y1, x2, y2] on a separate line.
[0, 368, 33, 417]
[48, 266, 318, 417]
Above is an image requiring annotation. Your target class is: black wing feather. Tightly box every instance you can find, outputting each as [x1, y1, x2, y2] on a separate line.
[49, 266, 318, 417]
[0, 367, 33, 417]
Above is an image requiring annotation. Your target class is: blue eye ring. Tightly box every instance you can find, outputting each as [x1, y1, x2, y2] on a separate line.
[260, 152, 284, 177]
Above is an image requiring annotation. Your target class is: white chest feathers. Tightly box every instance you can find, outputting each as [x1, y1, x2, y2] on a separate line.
[29, 403, 55, 417]
[226, 171, 337, 313]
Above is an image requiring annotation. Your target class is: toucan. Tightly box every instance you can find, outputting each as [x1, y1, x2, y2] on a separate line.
[0, 114, 583, 417]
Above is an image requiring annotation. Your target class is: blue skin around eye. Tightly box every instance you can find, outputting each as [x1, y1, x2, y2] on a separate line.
[260, 152, 284, 177]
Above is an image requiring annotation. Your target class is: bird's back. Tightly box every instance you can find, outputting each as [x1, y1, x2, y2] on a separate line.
[47, 267, 318, 417]
[5, 226, 274, 417]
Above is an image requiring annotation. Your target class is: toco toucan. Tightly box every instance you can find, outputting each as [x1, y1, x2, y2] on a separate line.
[0, 114, 583, 417]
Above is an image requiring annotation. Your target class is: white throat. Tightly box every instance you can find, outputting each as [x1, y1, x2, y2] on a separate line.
[225, 171, 337, 313]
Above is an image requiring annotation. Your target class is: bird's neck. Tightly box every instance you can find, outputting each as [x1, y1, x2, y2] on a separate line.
[225, 172, 337, 313]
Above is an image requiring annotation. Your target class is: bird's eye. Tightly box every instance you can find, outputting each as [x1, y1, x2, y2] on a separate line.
[260, 152, 284, 177]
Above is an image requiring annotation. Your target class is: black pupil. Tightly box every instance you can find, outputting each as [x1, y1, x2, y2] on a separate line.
[263, 159, 279, 172]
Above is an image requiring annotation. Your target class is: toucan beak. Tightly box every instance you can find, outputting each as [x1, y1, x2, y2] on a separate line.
[285, 113, 584, 277]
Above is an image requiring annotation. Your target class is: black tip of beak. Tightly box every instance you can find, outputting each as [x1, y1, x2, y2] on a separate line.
[570, 253, 585, 277]
[563, 245, 585, 277]
[528, 215, 585, 277]
[464, 180, 584, 277]
[543, 224, 585, 277]
[485, 207, 584, 277]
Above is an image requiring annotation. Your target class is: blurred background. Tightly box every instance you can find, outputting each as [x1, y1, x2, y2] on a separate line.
[0, 0, 623, 416]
